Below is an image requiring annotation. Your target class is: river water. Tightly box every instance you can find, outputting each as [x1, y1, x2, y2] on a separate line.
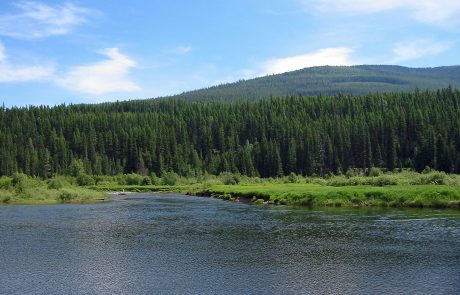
[0, 194, 459, 294]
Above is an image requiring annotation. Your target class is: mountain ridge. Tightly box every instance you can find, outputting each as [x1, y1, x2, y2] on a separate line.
[158, 65, 460, 102]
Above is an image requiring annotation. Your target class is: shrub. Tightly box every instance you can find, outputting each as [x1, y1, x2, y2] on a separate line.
[58, 190, 77, 202]
[368, 167, 383, 177]
[58, 188, 90, 202]
[142, 177, 151, 185]
[150, 172, 160, 185]
[287, 172, 299, 183]
[12, 173, 28, 186]
[1, 191, 13, 203]
[345, 168, 363, 178]
[0, 177, 12, 189]
[419, 171, 447, 185]
[12, 173, 29, 193]
[47, 177, 71, 189]
[371, 175, 398, 186]
[162, 171, 179, 185]
[76, 173, 95, 186]
[327, 176, 348, 186]
[123, 173, 144, 185]
[220, 172, 240, 185]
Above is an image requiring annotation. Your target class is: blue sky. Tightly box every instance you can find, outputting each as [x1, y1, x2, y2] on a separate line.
[0, 0, 459, 106]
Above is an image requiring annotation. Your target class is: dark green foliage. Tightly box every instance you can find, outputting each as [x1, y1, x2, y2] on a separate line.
[162, 171, 179, 185]
[0, 88, 458, 178]
[121, 173, 145, 185]
[47, 177, 70, 189]
[76, 174, 95, 186]
[220, 172, 240, 185]
[164, 65, 460, 102]
[368, 167, 383, 177]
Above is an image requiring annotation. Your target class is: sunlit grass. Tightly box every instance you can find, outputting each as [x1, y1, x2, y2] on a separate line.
[205, 183, 460, 208]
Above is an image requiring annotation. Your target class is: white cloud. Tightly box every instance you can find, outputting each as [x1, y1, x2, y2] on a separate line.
[309, 0, 460, 26]
[392, 40, 450, 62]
[58, 48, 140, 94]
[0, 43, 54, 82]
[262, 47, 354, 75]
[0, 1, 92, 39]
[170, 46, 192, 55]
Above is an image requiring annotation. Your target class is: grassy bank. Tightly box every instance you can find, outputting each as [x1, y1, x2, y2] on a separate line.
[2, 169, 460, 208]
[202, 183, 460, 208]
[0, 174, 107, 205]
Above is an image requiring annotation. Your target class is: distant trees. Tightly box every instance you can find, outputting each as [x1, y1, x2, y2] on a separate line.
[0, 88, 459, 178]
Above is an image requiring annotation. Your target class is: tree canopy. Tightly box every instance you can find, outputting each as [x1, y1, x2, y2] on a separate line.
[0, 88, 459, 178]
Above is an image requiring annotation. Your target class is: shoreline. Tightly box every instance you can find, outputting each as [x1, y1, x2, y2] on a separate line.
[193, 184, 460, 209]
[2, 183, 460, 209]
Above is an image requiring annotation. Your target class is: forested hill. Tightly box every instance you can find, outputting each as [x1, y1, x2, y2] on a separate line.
[164, 65, 460, 101]
[1, 88, 459, 178]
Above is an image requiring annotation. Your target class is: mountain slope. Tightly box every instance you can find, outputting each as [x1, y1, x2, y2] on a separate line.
[165, 65, 460, 101]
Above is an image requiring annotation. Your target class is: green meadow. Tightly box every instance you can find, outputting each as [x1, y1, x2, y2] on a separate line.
[0, 174, 106, 205]
[2, 170, 460, 208]
[204, 183, 460, 208]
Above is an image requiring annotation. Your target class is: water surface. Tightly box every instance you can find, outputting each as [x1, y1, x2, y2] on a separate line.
[1, 194, 459, 294]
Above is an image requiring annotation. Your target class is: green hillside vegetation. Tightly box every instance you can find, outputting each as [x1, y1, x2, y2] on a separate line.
[0, 88, 458, 178]
[165, 65, 460, 101]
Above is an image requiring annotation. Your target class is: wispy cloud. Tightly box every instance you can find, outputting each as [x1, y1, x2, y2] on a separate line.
[262, 47, 354, 75]
[391, 39, 450, 62]
[169, 46, 192, 55]
[0, 43, 54, 82]
[58, 48, 140, 94]
[308, 0, 460, 27]
[0, 1, 93, 39]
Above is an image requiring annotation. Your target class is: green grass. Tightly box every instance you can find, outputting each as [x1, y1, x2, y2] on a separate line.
[0, 174, 107, 205]
[0, 187, 107, 205]
[87, 184, 202, 194]
[203, 183, 460, 209]
[2, 171, 460, 208]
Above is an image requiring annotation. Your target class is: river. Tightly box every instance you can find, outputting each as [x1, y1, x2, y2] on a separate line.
[1, 194, 459, 294]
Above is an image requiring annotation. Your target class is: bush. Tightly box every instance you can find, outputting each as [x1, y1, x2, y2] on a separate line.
[58, 190, 77, 202]
[287, 172, 299, 183]
[420, 171, 447, 185]
[162, 171, 179, 185]
[220, 172, 240, 185]
[12, 173, 29, 193]
[123, 173, 144, 185]
[47, 177, 71, 189]
[150, 172, 160, 185]
[0, 177, 12, 189]
[12, 173, 28, 186]
[345, 168, 363, 178]
[370, 175, 398, 186]
[1, 191, 13, 203]
[327, 176, 348, 186]
[368, 167, 383, 177]
[76, 173, 95, 186]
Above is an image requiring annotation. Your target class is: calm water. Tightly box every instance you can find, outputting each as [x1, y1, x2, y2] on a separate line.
[1, 194, 459, 295]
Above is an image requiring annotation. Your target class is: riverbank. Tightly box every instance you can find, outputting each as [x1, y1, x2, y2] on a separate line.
[0, 187, 108, 205]
[199, 183, 460, 209]
[2, 170, 460, 208]
[0, 174, 107, 205]
[86, 182, 460, 209]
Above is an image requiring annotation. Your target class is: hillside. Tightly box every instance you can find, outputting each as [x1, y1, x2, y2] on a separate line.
[165, 65, 460, 101]
[1, 88, 459, 177]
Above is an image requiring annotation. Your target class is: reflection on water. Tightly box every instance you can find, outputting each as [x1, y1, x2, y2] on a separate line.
[0, 194, 459, 294]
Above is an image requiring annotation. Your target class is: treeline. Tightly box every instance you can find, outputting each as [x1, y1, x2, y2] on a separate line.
[166, 65, 460, 101]
[0, 88, 459, 178]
